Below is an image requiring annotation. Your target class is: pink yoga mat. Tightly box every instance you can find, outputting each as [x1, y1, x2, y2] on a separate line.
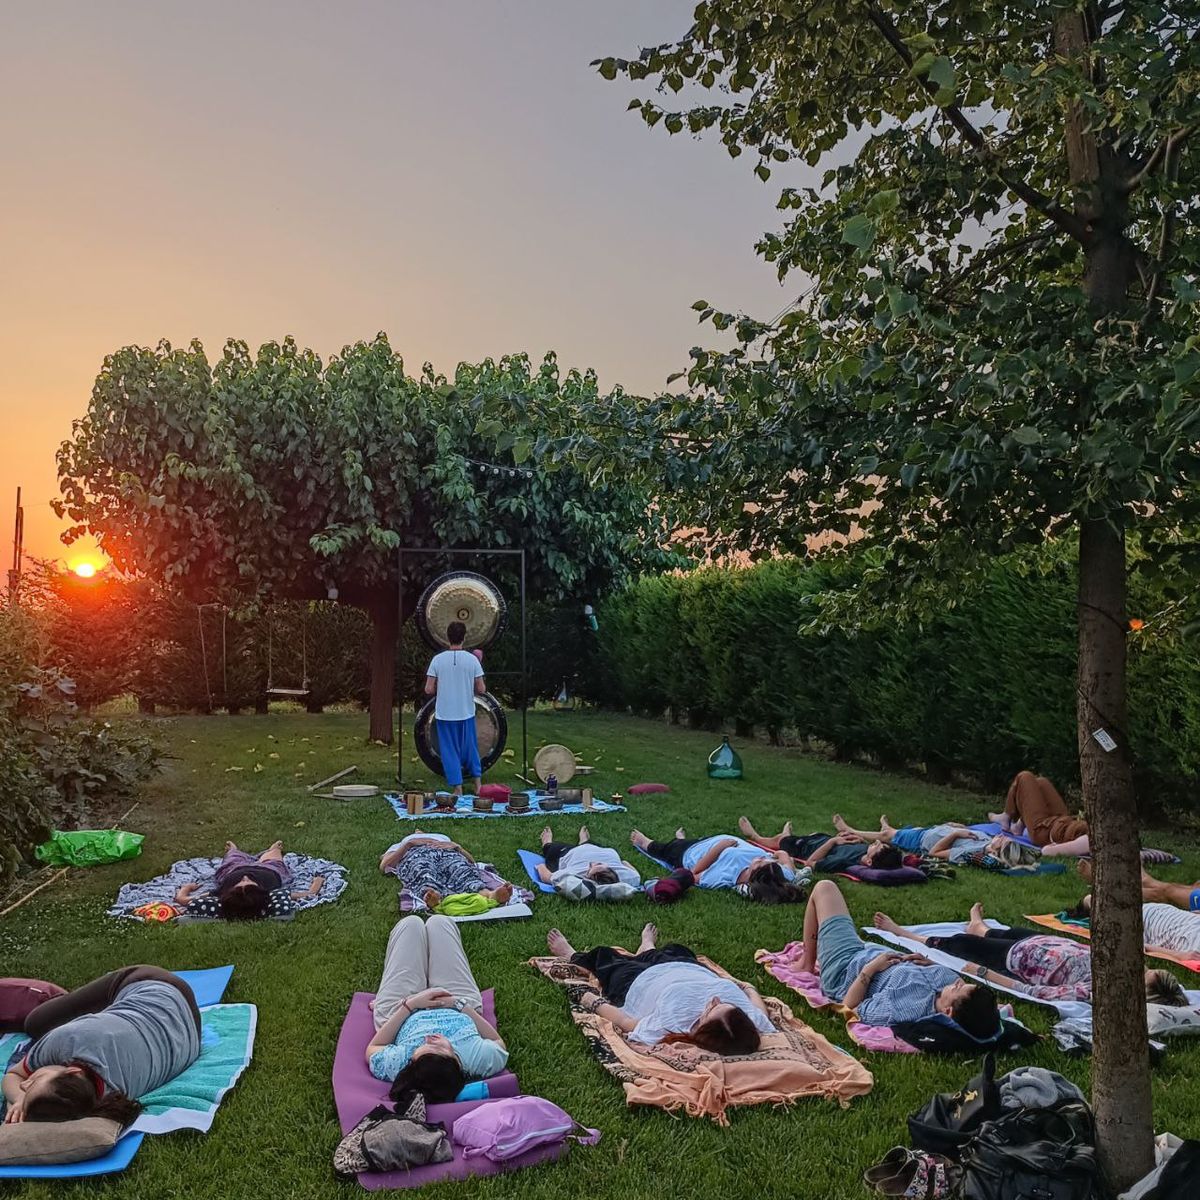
[332, 990, 565, 1189]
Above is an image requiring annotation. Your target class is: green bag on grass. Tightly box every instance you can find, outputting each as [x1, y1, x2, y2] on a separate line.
[432, 892, 497, 917]
[35, 829, 144, 867]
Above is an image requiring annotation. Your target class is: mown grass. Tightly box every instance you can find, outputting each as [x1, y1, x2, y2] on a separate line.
[3, 711, 1198, 1199]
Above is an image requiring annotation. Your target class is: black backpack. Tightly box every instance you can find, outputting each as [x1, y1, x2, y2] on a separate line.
[958, 1101, 1098, 1200]
[907, 1054, 1003, 1158]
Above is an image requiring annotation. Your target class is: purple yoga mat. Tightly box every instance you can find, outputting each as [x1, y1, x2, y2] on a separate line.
[332, 990, 565, 1189]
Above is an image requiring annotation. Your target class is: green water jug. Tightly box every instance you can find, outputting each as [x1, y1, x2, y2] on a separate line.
[707, 736, 743, 779]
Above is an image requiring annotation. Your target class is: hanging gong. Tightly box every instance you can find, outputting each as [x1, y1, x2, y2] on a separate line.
[415, 570, 507, 650]
[414, 690, 509, 777]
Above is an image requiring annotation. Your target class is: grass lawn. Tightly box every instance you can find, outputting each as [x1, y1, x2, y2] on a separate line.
[3, 710, 1198, 1199]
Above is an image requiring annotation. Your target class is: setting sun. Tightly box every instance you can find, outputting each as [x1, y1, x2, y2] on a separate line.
[71, 561, 98, 578]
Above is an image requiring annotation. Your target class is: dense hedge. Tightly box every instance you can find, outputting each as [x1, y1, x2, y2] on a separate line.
[585, 548, 1200, 805]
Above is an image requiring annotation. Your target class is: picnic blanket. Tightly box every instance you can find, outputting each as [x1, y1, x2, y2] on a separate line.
[108, 853, 348, 920]
[388, 857, 534, 917]
[386, 793, 625, 820]
[528, 952, 872, 1124]
[1025, 912, 1200, 973]
[332, 990, 568, 1189]
[0, 965, 242, 1179]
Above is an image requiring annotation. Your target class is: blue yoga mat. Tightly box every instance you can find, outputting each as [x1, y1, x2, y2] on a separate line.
[0, 964, 235, 1180]
[516, 849, 557, 893]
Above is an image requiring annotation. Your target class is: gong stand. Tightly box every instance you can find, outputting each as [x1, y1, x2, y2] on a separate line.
[396, 546, 528, 787]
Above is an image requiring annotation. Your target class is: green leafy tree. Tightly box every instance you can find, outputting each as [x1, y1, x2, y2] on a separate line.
[56, 336, 671, 742]
[496, 3, 1198, 1184]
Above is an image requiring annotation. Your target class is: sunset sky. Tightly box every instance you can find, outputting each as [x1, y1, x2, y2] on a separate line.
[1, 1, 804, 569]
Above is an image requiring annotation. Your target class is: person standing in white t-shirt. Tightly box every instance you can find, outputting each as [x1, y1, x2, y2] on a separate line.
[424, 621, 486, 795]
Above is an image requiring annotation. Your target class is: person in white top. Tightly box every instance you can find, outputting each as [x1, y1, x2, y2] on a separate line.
[424, 620, 486, 795]
[533, 825, 641, 888]
[545, 923, 775, 1053]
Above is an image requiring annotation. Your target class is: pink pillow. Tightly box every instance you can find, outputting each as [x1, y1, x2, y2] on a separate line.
[0, 978, 66, 1032]
[452, 1097, 600, 1162]
[478, 784, 511, 803]
[627, 783, 670, 795]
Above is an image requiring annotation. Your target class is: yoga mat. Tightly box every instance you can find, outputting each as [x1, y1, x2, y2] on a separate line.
[0, 964, 236, 1179]
[969, 822, 1039, 849]
[332, 990, 565, 1188]
[386, 793, 625, 821]
[865, 921, 1092, 1019]
[1025, 913, 1200, 973]
[445, 902, 533, 923]
[517, 849, 558, 894]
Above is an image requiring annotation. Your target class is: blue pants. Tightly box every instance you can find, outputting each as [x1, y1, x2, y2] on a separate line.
[436, 717, 481, 787]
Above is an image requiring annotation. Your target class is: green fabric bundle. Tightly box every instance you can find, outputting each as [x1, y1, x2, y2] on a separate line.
[35, 829, 144, 867]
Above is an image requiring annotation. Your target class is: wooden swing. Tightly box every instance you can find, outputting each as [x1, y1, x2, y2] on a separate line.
[266, 607, 310, 698]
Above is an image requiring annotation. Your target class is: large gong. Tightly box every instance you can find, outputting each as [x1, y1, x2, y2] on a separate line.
[415, 570, 507, 650]
[414, 690, 509, 776]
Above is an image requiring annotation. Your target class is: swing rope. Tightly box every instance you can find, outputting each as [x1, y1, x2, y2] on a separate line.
[197, 605, 214, 711]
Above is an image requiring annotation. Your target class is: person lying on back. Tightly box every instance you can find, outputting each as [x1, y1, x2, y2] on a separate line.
[797, 880, 1000, 1035]
[174, 840, 325, 920]
[738, 816, 904, 873]
[533, 825, 640, 888]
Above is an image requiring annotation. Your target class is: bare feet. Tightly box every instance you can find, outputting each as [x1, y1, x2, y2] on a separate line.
[547, 928, 576, 958]
[637, 922, 658, 953]
[540, 826, 553, 845]
[423, 888, 443, 909]
[832, 813, 850, 835]
[630, 829, 650, 850]
[782, 820, 793, 838]
[988, 811, 1012, 830]
[1078, 859, 1095, 882]
[675, 827, 686, 839]
[578, 825, 591, 844]
[966, 902, 987, 937]
[879, 815, 895, 836]
[490, 883, 513, 905]
[873, 912, 904, 936]
[225, 840, 236, 853]
[738, 816, 756, 838]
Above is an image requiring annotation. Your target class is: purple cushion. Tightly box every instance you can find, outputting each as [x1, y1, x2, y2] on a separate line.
[838, 865, 927, 887]
[0, 979, 66, 1033]
[627, 783, 670, 795]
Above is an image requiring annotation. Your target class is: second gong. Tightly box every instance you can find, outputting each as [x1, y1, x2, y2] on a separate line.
[415, 570, 507, 650]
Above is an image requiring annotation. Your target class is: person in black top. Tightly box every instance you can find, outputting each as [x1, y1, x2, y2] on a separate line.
[174, 840, 325, 920]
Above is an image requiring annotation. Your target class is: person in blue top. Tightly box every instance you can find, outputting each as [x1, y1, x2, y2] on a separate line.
[797, 880, 1000, 1036]
[631, 827, 806, 904]
[366, 915, 508, 1104]
[424, 621, 486, 795]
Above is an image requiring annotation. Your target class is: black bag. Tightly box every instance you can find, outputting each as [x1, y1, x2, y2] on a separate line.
[959, 1101, 1097, 1200]
[891, 1014, 1041, 1055]
[908, 1054, 1002, 1158]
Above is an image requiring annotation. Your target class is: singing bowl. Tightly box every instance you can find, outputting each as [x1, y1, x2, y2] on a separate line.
[414, 690, 508, 777]
[415, 570, 507, 650]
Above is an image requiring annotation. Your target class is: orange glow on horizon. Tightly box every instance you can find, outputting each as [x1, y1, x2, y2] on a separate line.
[71, 561, 98, 578]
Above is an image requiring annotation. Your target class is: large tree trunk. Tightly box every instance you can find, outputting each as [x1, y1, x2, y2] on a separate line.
[1077, 520, 1152, 1185]
[366, 591, 398, 744]
[1053, 8, 1154, 1185]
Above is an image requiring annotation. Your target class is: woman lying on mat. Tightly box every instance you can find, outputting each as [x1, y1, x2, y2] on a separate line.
[872, 906, 1188, 1006]
[989, 770, 1090, 856]
[798, 881, 1001, 1036]
[829, 814, 1035, 869]
[533, 825, 640, 887]
[1067, 889, 1200, 960]
[379, 832, 512, 910]
[738, 816, 905, 872]
[366, 915, 507, 1103]
[630, 827, 805, 904]
[1077, 859, 1200, 916]
[545, 923, 775, 1053]
[2, 966, 201, 1125]
[173, 839, 325, 920]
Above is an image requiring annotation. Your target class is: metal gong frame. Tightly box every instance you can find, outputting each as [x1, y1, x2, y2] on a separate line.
[396, 547, 527, 786]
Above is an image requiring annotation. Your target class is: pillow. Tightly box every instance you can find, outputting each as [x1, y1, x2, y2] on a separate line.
[0, 1118, 122, 1165]
[0, 978, 66, 1032]
[453, 1097, 600, 1162]
[839, 865, 928, 887]
[553, 875, 640, 902]
[478, 784, 511, 803]
[627, 783, 670, 795]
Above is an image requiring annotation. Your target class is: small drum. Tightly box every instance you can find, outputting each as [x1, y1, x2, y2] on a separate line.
[414, 690, 508, 777]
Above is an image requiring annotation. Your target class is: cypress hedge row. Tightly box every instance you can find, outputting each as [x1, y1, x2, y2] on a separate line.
[583, 548, 1200, 807]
